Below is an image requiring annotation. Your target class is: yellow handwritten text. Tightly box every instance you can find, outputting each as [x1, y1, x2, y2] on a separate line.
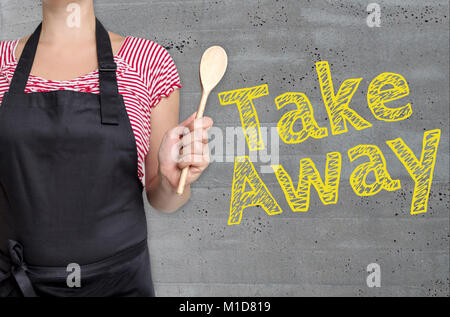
[348, 145, 401, 196]
[271, 152, 341, 212]
[219, 85, 268, 151]
[229, 156, 283, 225]
[367, 72, 412, 121]
[275, 92, 328, 144]
[316, 61, 372, 135]
[386, 129, 441, 214]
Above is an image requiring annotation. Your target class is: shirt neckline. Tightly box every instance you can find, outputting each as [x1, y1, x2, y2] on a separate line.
[9, 36, 130, 83]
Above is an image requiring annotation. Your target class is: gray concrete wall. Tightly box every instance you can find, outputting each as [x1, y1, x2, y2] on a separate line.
[1, 0, 448, 296]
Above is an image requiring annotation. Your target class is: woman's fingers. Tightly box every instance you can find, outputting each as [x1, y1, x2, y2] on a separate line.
[167, 125, 190, 141]
[179, 121, 211, 155]
[177, 143, 210, 170]
[177, 154, 207, 170]
[184, 117, 213, 133]
[179, 113, 213, 133]
[181, 129, 209, 148]
[183, 140, 204, 156]
[180, 138, 207, 157]
[175, 114, 213, 171]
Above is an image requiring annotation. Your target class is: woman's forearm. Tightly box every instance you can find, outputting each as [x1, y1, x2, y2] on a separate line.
[145, 173, 191, 213]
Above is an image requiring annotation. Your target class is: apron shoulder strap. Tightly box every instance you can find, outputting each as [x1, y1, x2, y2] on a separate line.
[7, 18, 120, 125]
[8, 23, 42, 95]
[95, 18, 120, 125]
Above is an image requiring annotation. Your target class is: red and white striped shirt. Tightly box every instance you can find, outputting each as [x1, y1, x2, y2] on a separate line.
[0, 37, 182, 185]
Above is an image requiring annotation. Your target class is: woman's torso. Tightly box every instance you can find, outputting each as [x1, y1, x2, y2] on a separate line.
[0, 37, 182, 185]
[0, 33, 181, 265]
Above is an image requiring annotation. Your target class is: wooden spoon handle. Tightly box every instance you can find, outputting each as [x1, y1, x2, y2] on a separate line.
[195, 91, 209, 119]
[177, 91, 209, 195]
[177, 166, 190, 195]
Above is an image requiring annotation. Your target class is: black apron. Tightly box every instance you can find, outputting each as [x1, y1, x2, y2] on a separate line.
[0, 19, 154, 297]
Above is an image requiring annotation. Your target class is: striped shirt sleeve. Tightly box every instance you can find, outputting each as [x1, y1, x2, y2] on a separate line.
[147, 44, 182, 108]
[119, 37, 182, 109]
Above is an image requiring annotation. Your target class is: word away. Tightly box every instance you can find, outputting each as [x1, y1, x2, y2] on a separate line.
[218, 61, 440, 225]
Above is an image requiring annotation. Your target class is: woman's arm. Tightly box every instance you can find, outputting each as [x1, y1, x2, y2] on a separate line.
[145, 89, 213, 213]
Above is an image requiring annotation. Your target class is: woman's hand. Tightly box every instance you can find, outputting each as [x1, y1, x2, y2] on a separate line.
[145, 91, 212, 213]
[157, 112, 213, 191]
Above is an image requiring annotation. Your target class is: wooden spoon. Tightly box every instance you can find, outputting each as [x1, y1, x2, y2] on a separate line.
[177, 46, 228, 195]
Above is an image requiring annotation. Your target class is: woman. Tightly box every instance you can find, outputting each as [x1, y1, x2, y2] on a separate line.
[0, 0, 212, 296]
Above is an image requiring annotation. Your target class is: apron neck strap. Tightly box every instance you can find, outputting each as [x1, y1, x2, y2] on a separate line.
[95, 18, 120, 125]
[8, 22, 42, 95]
[8, 18, 120, 125]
